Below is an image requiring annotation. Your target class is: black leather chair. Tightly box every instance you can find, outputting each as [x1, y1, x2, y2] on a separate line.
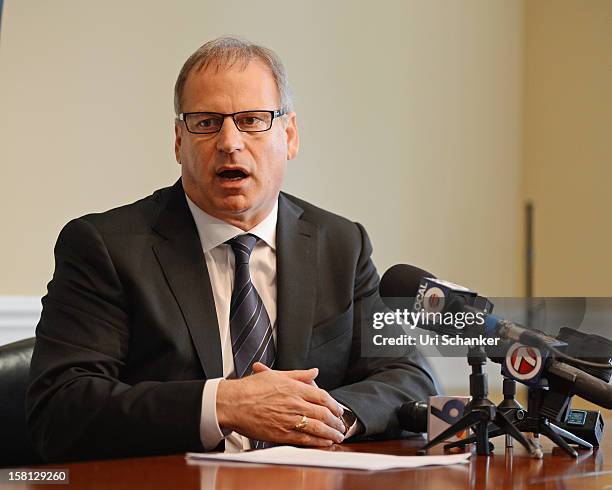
[0, 337, 43, 466]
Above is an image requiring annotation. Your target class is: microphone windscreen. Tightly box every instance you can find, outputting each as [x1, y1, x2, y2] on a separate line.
[398, 401, 428, 433]
[379, 264, 436, 300]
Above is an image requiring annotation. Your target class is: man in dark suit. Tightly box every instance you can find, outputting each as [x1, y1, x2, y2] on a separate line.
[27, 37, 437, 462]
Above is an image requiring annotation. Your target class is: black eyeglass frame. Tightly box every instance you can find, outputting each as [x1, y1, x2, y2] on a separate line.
[177, 109, 287, 134]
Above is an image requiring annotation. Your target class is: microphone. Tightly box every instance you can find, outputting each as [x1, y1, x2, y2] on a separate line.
[483, 314, 569, 352]
[398, 397, 471, 442]
[484, 315, 612, 373]
[398, 401, 428, 433]
[380, 264, 612, 410]
[547, 360, 612, 409]
[379, 264, 436, 302]
[381, 269, 493, 336]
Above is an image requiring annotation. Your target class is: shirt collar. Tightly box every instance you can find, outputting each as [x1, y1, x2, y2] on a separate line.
[185, 193, 278, 253]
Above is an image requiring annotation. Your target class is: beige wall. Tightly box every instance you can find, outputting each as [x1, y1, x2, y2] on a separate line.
[523, 0, 612, 296]
[0, 0, 524, 298]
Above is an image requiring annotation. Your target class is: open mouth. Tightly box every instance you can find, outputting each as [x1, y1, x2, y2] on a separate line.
[217, 169, 249, 180]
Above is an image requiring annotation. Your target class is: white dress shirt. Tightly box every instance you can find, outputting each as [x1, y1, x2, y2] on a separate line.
[186, 194, 278, 453]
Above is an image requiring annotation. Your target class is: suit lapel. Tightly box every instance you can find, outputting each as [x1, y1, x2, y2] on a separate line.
[151, 180, 223, 379]
[276, 194, 318, 370]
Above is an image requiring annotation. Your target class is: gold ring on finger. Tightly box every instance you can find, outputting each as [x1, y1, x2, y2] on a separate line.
[294, 415, 308, 431]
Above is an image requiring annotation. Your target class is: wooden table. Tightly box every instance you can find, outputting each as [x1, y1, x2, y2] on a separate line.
[2, 434, 610, 489]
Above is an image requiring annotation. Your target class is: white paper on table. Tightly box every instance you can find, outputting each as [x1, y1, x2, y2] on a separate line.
[186, 446, 471, 471]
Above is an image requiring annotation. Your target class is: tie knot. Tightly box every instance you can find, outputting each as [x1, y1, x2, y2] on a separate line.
[228, 234, 258, 264]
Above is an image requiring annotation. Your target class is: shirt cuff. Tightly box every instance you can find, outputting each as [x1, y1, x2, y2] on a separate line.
[200, 377, 231, 450]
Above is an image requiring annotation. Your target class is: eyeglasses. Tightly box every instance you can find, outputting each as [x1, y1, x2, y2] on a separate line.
[177, 109, 287, 134]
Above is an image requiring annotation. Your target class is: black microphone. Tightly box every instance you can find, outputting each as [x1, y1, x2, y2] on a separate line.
[483, 314, 570, 352]
[416, 275, 612, 409]
[397, 401, 428, 433]
[379, 264, 436, 305]
[380, 265, 612, 410]
[380, 265, 436, 435]
[546, 360, 612, 409]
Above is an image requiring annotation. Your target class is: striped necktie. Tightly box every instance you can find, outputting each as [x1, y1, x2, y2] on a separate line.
[227, 234, 276, 450]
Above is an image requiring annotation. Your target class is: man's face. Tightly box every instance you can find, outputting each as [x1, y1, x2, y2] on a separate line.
[174, 59, 299, 230]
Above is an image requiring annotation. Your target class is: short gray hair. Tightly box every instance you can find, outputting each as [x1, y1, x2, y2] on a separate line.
[173, 36, 293, 115]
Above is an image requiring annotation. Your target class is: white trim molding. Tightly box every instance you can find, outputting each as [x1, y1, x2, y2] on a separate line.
[0, 296, 41, 345]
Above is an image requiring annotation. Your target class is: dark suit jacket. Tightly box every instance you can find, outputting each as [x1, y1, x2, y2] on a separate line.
[27, 179, 437, 462]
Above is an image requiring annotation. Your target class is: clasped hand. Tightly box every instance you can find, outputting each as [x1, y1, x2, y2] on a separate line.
[216, 362, 346, 446]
